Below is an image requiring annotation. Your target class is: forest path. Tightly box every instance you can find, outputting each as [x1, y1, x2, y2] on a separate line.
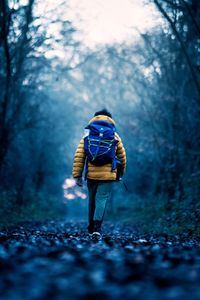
[0, 221, 199, 300]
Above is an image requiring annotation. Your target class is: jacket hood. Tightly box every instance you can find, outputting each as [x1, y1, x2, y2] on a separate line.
[88, 115, 116, 125]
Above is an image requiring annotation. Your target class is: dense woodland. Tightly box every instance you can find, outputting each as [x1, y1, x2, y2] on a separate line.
[0, 0, 199, 233]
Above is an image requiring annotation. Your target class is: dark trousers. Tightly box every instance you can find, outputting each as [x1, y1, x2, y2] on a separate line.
[87, 179, 113, 225]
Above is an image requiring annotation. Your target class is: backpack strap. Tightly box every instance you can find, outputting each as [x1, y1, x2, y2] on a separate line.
[84, 156, 88, 181]
[111, 139, 118, 171]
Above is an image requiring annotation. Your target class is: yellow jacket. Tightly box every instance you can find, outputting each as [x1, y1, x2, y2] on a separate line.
[72, 115, 126, 181]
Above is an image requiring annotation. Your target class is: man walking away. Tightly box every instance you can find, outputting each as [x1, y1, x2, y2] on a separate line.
[72, 109, 126, 238]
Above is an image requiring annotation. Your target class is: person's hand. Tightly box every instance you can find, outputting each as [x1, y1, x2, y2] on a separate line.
[75, 177, 83, 187]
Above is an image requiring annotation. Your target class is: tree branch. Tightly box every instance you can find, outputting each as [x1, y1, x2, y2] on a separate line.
[154, 0, 200, 97]
[181, 0, 200, 36]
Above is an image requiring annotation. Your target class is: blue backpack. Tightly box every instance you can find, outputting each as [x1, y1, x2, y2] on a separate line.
[84, 120, 118, 178]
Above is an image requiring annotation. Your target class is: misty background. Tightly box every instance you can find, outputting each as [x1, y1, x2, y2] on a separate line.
[0, 0, 199, 233]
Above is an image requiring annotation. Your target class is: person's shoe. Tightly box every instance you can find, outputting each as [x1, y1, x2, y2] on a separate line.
[92, 231, 102, 240]
[92, 220, 102, 239]
[87, 223, 94, 235]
